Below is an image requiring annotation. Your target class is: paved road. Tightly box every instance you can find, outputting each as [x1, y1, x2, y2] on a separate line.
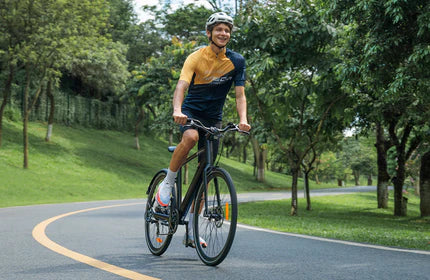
[1, 186, 429, 280]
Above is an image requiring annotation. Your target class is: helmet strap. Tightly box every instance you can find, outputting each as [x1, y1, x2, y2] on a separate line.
[209, 33, 226, 50]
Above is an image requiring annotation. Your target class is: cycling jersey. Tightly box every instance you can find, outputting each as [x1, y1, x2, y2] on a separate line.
[180, 45, 246, 120]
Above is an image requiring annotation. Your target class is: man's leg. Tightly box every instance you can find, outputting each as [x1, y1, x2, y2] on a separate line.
[156, 129, 199, 206]
[169, 129, 199, 172]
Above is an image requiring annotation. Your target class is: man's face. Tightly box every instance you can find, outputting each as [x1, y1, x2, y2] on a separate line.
[207, 23, 231, 47]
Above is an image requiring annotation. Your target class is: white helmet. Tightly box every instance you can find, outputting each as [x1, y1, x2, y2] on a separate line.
[206, 12, 234, 30]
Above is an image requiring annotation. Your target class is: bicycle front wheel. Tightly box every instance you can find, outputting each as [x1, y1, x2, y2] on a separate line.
[194, 168, 238, 266]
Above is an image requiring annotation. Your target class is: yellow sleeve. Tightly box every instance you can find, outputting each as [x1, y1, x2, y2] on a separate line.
[179, 52, 198, 84]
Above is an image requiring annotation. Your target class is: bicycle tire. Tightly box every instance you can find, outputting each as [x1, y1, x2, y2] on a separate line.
[193, 168, 238, 266]
[144, 170, 173, 256]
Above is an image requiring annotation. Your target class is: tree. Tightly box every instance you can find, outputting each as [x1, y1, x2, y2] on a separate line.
[0, 0, 113, 167]
[162, 4, 213, 41]
[106, 0, 137, 42]
[235, 0, 350, 215]
[325, 0, 430, 216]
[125, 38, 197, 149]
[341, 136, 376, 186]
[66, 39, 129, 100]
[123, 21, 169, 69]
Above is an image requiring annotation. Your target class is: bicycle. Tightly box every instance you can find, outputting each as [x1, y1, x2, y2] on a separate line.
[144, 118, 249, 266]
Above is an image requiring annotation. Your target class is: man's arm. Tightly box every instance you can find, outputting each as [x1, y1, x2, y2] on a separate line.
[235, 86, 251, 131]
[172, 80, 189, 125]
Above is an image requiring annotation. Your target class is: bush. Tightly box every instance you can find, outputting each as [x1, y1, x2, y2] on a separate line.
[3, 106, 21, 122]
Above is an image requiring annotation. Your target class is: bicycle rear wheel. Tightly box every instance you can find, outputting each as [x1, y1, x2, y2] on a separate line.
[145, 171, 173, 256]
[193, 168, 237, 266]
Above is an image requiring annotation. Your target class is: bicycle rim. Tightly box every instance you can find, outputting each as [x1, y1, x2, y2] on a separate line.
[194, 168, 237, 266]
[144, 171, 173, 256]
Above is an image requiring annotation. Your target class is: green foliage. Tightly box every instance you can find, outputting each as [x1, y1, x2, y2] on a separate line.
[1, 0, 111, 76]
[2, 106, 21, 122]
[233, 1, 350, 178]
[5, 87, 135, 130]
[66, 39, 130, 98]
[0, 0, 133, 101]
[125, 38, 198, 132]
[341, 137, 377, 175]
[324, 0, 430, 215]
[162, 4, 213, 41]
[123, 21, 169, 68]
[106, 0, 138, 42]
[140, 3, 212, 44]
[314, 135, 378, 184]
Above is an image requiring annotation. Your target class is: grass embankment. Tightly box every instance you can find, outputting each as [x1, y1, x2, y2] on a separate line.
[0, 120, 310, 207]
[1, 120, 428, 251]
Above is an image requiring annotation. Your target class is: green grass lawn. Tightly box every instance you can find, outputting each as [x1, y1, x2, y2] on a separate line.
[238, 192, 430, 251]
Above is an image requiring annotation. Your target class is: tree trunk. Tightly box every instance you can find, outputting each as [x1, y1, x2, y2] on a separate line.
[290, 166, 299, 216]
[420, 151, 430, 217]
[251, 137, 266, 182]
[23, 71, 31, 169]
[367, 174, 373, 186]
[22, 66, 45, 168]
[375, 123, 390, 208]
[414, 178, 420, 196]
[242, 142, 247, 163]
[0, 64, 14, 148]
[353, 170, 360, 186]
[45, 80, 55, 142]
[134, 109, 144, 150]
[304, 171, 311, 211]
[388, 120, 418, 217]
[23, 113, 29, 168]
[393, 153, 407, 216]
[168, 128, 173, 146]
[314, 173, 320, 185]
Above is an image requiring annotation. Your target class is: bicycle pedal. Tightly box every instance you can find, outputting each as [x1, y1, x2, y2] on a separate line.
[154, 206, 169, 214]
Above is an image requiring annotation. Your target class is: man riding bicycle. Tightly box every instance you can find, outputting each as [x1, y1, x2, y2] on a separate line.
[155, 12, 251, 248]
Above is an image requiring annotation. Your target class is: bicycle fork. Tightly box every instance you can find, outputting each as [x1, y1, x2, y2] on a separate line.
[202, 137, 223, 219]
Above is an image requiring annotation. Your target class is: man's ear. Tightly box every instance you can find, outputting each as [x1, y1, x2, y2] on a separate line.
[206, 29, 211, 38]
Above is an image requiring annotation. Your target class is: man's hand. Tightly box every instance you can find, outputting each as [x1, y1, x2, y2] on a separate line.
[238, 122, 251, 132]
[173, 111, 188, 125]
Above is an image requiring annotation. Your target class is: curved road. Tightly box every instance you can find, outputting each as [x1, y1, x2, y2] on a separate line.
[1, 186, 429, 280]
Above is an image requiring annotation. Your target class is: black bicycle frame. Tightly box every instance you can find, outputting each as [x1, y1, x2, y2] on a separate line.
[173, 133, 216, 225]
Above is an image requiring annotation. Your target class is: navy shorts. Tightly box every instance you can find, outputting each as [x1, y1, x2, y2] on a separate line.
[180, 110, 222, 163]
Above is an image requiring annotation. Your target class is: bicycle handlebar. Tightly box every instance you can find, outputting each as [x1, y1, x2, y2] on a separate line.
[185, 118, 250, 136]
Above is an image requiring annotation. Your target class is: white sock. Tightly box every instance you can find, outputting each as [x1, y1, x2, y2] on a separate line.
[165, 168, 177, 186]
[158, 169, 177, 204]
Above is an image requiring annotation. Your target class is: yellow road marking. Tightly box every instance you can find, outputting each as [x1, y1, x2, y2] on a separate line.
[32, 203, 160, 280]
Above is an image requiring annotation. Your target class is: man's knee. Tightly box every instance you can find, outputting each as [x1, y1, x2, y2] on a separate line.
[182, 129, 199, 148]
